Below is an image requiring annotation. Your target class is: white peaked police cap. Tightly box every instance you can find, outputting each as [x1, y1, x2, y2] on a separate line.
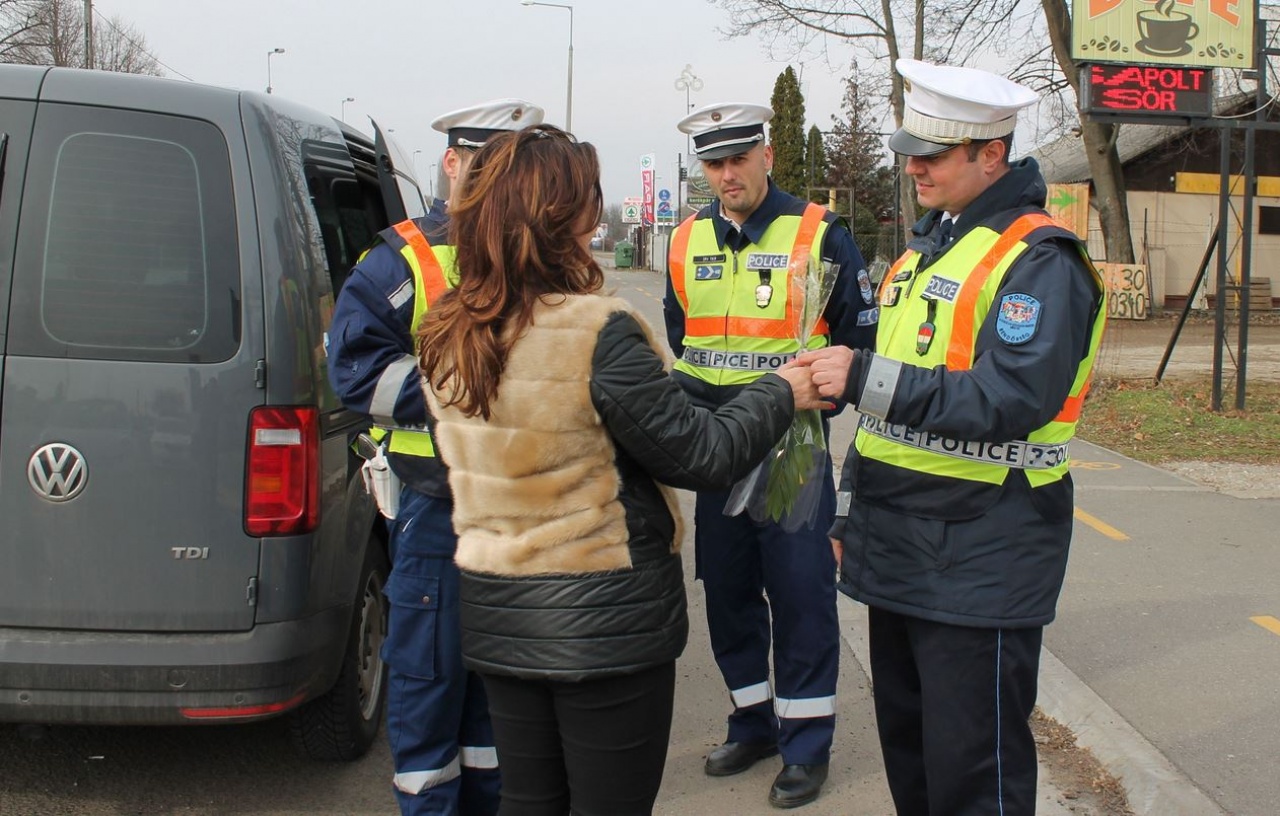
[678, 102, 774, 160]
[889, 59, 1039, 157]
[430, 98, 545, 148]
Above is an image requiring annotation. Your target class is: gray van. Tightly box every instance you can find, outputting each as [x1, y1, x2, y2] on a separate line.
[0, 65, 422, 760]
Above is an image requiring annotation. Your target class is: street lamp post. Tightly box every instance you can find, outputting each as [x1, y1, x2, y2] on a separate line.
[340, 97, 354, 122]
[266, 47, 285, 94]
[520, 0, 573, 132]
[674, 65, 702, 217]
[674, 64, 703, 157]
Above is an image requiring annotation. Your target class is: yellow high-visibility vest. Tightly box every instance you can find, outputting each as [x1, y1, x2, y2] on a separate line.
[369, 220, 459, 458]
[856, 213, 1106, 488]
[669, 203, 832, 386]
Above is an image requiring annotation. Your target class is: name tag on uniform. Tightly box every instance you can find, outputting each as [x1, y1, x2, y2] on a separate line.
[922, 275, 961, 303]
[695, 265, 724, 280]
[745, 252, 790, 270]
[693, 254, 727, 264]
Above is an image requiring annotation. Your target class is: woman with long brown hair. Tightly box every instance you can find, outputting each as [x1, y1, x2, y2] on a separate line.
[418, 125, 826, 816]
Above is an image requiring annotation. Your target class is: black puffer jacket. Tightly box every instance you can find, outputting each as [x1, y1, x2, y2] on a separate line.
[425, 295, 794, 681]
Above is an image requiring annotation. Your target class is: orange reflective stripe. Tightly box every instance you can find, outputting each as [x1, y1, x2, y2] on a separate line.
[1054, 378, 1091, 423]
[392, 220, 449, 305]
[669, 215, 696, 312]
[946, 214, 1060, 371]
[686, 315, 795, 339]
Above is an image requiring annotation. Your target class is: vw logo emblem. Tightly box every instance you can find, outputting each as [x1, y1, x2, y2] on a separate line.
[28, 443, 89, 502]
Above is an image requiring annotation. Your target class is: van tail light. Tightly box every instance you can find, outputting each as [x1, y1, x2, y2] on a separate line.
[245, 407, 319, 536]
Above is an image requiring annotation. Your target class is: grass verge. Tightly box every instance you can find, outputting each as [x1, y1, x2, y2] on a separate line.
[1078, 376, 1280, 464]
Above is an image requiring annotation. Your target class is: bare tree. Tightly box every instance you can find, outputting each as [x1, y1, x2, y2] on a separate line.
[714, 0, 1135, 261]
[1039, 0, 1133, 263]
[1, 0, 160, 75]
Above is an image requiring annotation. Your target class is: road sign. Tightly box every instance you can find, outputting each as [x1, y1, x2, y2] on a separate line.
[658, 188, 671, 202]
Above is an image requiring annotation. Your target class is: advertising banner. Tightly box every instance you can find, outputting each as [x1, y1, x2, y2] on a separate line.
[1071, 0, 1255, 69]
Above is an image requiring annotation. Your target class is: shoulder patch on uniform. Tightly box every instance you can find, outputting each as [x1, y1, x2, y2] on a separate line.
[856, 268, 875, 304]
[856, 306, 880, 326]
[695, 264, 724, 280]
[996, 293, 1041, 345]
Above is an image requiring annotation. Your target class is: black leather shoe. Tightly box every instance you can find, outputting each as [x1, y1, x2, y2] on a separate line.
[703, 740, 779, 776]
[768, 763, 829, 809]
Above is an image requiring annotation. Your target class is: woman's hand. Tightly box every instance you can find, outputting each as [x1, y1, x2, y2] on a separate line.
[776, 362, 834, 411]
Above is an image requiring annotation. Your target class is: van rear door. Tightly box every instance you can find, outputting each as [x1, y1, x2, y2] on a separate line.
[0, 101, 261, 632]
[372, 120, 427, 223]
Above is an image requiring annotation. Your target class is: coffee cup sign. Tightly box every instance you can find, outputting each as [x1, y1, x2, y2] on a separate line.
[1136, 1, 1199, 57]
[1070, 0, 1254, 70]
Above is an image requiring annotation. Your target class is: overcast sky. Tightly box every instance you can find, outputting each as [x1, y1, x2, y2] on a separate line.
[98, 0, 860, 207]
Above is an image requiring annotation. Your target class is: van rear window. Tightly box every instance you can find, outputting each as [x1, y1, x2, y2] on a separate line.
[10, 105, 239, 362]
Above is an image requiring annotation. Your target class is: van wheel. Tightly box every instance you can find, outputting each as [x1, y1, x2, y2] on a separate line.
[289, 537, 389, 761]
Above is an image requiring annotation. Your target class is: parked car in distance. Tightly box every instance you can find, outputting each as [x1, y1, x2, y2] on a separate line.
[0, 64, 424, 760]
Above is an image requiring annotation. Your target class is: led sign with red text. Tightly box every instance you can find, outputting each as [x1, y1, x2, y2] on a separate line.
[1082, 63, 1214, 116]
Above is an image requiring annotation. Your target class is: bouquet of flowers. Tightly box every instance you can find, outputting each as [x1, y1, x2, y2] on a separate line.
[724, 255, 839, 532]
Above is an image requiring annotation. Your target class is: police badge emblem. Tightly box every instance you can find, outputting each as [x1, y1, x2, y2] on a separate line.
[756, 283, 773, 308]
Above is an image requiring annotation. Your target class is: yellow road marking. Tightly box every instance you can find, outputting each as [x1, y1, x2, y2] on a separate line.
[1070, 460, 1122, 471]
[1074, 507, 1129, 541]
[1251, 616, 1280, 637]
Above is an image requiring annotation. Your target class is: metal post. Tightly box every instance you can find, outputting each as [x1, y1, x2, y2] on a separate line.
[1213, 122, 1231, 411]
[83, 0, 93, 69]
[340, 97, 354, 122]
[266, 48, 285, 94]
[520, 1, 574, 132]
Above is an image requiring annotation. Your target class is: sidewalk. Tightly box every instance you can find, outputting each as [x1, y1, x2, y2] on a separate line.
[653, 493, 1080, 816]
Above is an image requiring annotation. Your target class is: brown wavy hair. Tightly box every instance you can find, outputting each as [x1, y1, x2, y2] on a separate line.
[417, 125, 605, 419]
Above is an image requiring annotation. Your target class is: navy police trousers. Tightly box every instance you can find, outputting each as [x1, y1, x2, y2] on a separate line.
[384, 488, 500, 816]
[693, 464, 839, 766]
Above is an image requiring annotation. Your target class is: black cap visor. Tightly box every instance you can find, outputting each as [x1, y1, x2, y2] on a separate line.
[888, 127, 958, 158]
[693, 125, 764, 161]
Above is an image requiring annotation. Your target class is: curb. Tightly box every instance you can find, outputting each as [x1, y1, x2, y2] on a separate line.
[1036, 648, 1226, 815]
[837, 599, 1224, 816]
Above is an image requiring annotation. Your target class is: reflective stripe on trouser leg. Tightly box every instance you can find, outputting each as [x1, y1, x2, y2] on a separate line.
[761, 460, 839, 765]
[385, 490, 499, 816]
[694, 492, 777, 746]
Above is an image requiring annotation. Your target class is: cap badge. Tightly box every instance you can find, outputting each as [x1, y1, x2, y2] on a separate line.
[711, 112, 722, 122]
[512, 108, 523, 121]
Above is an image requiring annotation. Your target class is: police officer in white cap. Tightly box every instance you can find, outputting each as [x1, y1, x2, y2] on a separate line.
[328, 98, 544, 816]
[797, 61, 1107, 815]
[663, 102, 879, 809]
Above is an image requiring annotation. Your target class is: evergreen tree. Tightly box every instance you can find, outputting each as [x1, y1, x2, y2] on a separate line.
[826, 66, 897, 262]
[768, 66, 806, 197]
[805, 124, 827, 205]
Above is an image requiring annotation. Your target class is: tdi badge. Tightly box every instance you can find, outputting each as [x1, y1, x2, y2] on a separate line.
[755, 269, 773, 308]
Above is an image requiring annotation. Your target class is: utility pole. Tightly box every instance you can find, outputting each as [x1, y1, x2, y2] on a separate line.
[83, 0, 93, 69]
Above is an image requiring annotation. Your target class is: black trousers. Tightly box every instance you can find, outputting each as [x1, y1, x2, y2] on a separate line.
[480, 661, 676, 816]
[868, 606, 1043, 816]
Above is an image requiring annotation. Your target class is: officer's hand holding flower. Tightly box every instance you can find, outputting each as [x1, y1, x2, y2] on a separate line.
[795, 347, 858, 400]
